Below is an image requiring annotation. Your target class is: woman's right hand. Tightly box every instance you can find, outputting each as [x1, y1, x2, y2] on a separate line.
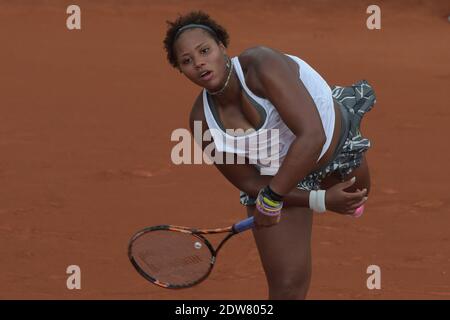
[325, 177, 368, 215]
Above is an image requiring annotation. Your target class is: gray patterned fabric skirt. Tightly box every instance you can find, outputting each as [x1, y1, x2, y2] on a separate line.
[240, 80, 376, 206]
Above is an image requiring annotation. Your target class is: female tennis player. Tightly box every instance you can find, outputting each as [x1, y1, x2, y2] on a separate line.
[163, 11, 375, 299]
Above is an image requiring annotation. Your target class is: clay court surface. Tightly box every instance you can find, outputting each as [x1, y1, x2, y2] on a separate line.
[0, 0, 449, 299]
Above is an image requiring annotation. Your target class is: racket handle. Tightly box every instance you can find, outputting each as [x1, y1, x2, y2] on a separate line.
[232, 217, 255, 233]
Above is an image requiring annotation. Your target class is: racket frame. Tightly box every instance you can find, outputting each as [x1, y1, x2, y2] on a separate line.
[128, 225, 234, 289]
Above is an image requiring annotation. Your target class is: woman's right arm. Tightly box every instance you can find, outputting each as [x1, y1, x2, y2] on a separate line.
[210, 154, 366, 214]
[189, 95, 366, 214]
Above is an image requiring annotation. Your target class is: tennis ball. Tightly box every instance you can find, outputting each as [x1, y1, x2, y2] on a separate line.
[353, 204, 365, 218]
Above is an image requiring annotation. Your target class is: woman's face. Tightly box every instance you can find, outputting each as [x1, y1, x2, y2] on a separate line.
[174, 28, 228, 91]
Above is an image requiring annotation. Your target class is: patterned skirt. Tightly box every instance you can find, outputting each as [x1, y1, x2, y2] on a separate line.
[240, 79, 376, 206]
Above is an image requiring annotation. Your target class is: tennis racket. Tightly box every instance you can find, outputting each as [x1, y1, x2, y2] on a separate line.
[128, 216, 255, 289]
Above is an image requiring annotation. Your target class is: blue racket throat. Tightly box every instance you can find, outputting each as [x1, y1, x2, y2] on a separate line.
[232, 216, 255, 233]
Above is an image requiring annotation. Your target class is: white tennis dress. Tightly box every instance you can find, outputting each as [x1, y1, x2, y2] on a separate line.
[202, 54, 335, 175]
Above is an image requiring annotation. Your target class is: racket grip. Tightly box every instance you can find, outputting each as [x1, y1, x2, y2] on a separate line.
[232, 217, 255, 233]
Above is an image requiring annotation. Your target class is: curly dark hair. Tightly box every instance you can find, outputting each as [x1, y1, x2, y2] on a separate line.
[163, 11, 230, 69]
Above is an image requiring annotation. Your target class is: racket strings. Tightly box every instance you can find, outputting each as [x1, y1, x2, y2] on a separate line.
[130, 230, 213, 286]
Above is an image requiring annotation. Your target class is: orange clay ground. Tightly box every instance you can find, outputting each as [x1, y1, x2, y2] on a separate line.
[0, 0, 449, 299]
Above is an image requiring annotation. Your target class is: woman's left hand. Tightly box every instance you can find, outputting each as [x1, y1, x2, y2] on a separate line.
[253, 207, 281, 229]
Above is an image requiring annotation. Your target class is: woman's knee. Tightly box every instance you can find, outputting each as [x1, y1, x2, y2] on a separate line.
[268, 267, 312, 300]
[245, 206, 313, 299]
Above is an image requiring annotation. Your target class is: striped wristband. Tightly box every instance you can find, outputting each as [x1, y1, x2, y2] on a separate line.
[256, 186, 283, 217]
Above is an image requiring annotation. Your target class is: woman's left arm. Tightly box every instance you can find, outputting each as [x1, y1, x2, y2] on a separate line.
[252, 48, 326, 196]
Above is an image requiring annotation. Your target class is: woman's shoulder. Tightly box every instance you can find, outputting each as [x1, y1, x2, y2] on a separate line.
[237, 46, 282, 69]
[190, 92, 205, 121]
[237, 46, 290, 98]
[189, 91, 208, 135]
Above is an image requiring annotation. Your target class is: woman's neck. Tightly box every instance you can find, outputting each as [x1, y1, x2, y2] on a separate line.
[210, 70, 242, 108]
